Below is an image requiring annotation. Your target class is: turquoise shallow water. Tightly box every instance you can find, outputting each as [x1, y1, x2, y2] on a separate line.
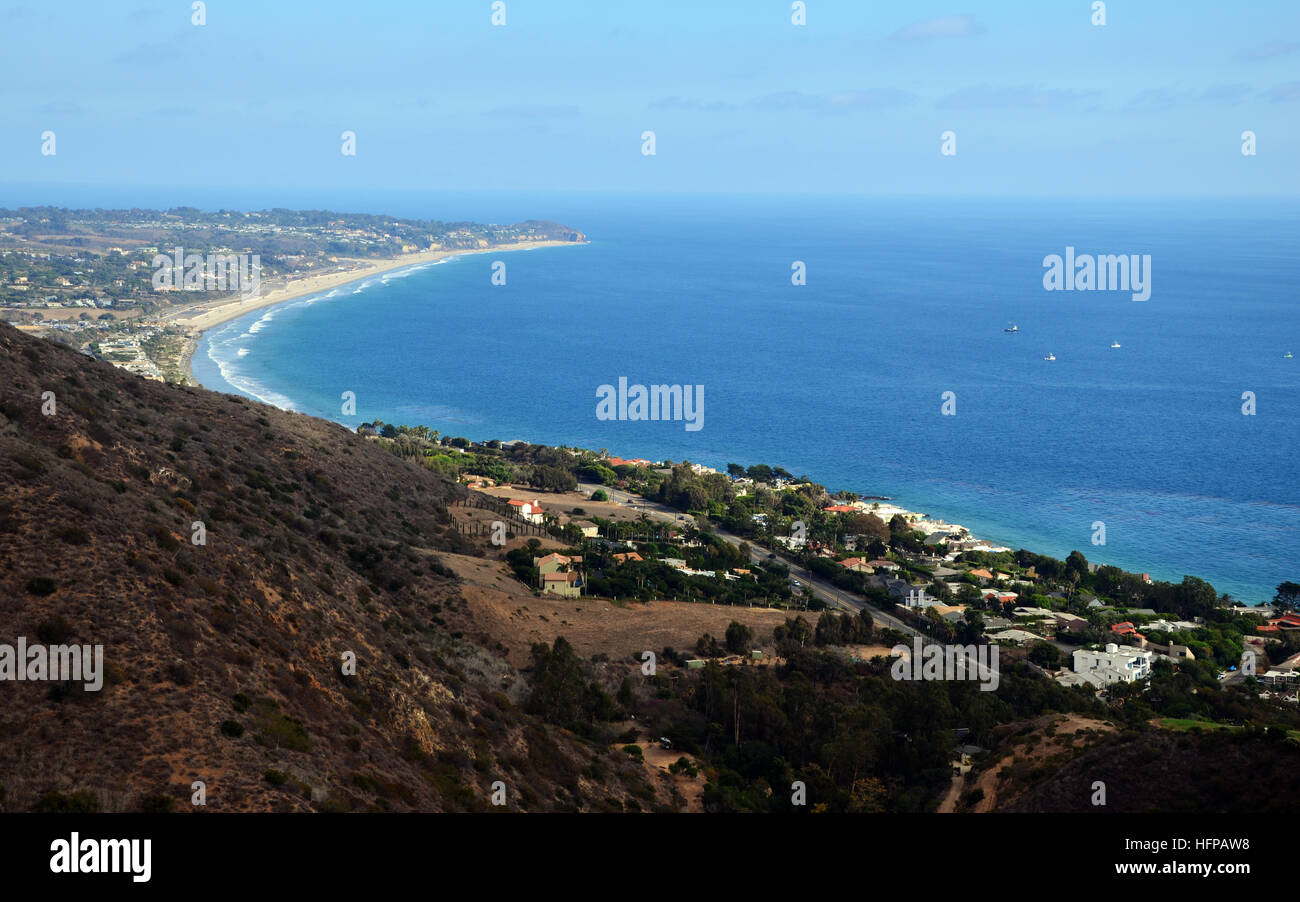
[192, 195, 1300, 604]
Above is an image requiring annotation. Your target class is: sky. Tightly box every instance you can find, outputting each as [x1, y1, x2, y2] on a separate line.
[1, 0, 1298, 202]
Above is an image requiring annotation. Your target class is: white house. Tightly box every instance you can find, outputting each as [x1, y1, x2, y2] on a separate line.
[1068, 644, 1155, 687]
[507, 498, 546, 525]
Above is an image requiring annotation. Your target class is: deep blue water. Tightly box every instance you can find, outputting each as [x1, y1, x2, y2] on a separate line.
[190, 196, 1300, 604]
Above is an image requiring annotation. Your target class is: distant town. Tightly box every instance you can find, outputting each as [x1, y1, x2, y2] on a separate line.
[0, 206, 585, 383]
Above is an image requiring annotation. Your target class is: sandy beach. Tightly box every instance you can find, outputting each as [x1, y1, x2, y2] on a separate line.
[172, 239, 581, 381]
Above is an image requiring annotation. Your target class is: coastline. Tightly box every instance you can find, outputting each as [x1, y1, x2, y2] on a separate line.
[175, 239, 582, 384]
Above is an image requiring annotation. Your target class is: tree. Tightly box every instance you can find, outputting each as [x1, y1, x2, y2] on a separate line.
[1028, 642, 1062, 668]
[591, 489, 609, 502]
[1274, 581, 1300, 611]
[725, 621, 753, 654]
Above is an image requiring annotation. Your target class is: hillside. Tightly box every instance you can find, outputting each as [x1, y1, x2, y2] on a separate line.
[0, 322, 671, 812]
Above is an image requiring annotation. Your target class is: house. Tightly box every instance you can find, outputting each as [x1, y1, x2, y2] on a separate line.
[1167, 644, 1195, 661]
[1110, 621, 1146, 644]
[986, 629, 1040, 646]
[930, 604, 968, 623]
[1066, 644, 1155, 687]
[574, 522, 599, 538]
[824, 504, 856, 514]
[507, 498, 546, 525]
[1144, 618, 1200, 633]
[535, 553, 581, 575]
[867, 559, 899, 572]
[1258, 612, 1300, 634]
[986, 591, 1019, 605]
[1052, 612, 1089, 634]
[612, 552, 643, 564]
[542, 570, 582, 597]
[839, 556, 871, 572]
[968, 568, 994, 582]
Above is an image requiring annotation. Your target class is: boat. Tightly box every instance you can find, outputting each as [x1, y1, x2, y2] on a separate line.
[1003, 323, 1018, 333]
[1111, 341, 1121, 349]
[1043, 353, 1056, 361]
[1286, 352, 1294, 359]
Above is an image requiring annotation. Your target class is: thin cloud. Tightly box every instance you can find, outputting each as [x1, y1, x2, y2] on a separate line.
[483, 103, 580, 119]
[649, 97, 740, 113]
[752, 88, 915, 113]
[1238, 41, 1300, 60]
[889, 15, 983, 43]
[935, 84, 1097, 110]
[1262, 81, 1300, 102]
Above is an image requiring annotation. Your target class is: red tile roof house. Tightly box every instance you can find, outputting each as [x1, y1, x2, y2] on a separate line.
[1258, 612, 1300, 633]
[824, 504, 856, 514]
[507, 498, 546, 524]
[839, 557, 871, 572]
[1110, 621, 1147, 645]
[969, 568, 995, 581]
[612, 552, 643, 564]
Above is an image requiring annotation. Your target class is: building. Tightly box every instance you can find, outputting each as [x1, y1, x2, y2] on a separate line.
[986, 628, 1040, 646]
[573, 522, 599, 538]
[1110, 621, 1146, 644]
[1068, 644, 1155, 687]
[1258, 612, 1300, 634]
[838, 556, 871, 572]
[612, 552, 643, 564]
[535, 553, 581, 575]
[507, 498, 546, 525]
[542, 570, 582, 597]
[1052, 612, 1089, 634]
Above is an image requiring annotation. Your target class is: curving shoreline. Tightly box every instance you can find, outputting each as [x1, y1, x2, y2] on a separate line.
[174, 239, 583, 383]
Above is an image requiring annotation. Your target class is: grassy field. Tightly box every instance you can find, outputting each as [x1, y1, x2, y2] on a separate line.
[1156, 717, 1300, 741]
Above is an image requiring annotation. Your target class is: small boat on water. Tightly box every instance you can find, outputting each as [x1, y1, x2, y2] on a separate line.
[1003, 323, 1018, 333]
[1286, 351, 1294, 358]
[1043, 353, 1056, 361]
[1111, 340, 1121, 349]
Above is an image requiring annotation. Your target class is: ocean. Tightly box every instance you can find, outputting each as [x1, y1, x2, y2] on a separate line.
[190, 194, 1300, 604]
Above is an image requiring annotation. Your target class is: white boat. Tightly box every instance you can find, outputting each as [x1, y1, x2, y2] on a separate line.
[1286, 351, 1294, 359]
[1043, 353, 1056, 361]
[1003, 323, 1018, 333]
[1111, 341, 1121, 349]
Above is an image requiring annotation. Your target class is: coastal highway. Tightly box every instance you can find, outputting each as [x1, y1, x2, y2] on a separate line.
[578, 482, 926, 641]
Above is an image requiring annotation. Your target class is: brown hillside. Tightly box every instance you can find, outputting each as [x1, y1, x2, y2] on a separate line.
[0, 323, 671, 813]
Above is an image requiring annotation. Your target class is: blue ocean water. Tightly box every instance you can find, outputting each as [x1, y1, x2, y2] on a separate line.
[192, 195, 1300, 604]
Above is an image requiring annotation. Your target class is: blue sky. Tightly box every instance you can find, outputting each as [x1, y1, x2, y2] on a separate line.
[2, 0, 1298, 200]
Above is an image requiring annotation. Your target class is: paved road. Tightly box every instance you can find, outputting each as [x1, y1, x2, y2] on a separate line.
[579, 482, 925, 640]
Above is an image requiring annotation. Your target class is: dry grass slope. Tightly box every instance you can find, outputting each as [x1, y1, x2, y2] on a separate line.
[0, 323, 673, 813]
